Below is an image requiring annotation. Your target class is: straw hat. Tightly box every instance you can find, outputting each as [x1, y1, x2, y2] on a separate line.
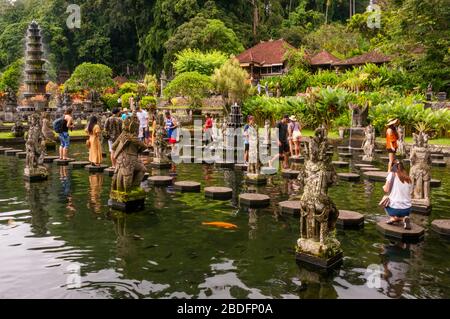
[289, 115, 297, 121]
[386, 118, 399, 126]
[123, 108, 128, 112]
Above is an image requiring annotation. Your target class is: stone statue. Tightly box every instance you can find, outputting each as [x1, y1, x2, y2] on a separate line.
[153, 114, 169, 163]
[248, 123, 260, 174]
[11, 120, 25, 138]
[263, 119, 270, 145]
[62, 90, 71, 110]
[297, 127, 341, 266]
[349, 103, 368, 127]
[409, 131, 431, 208]
[221, 117, 229, 149]
[24, 113, 48, 181]
[426, 83, 433, 101]
[111, 115, 147, 195]
[41, 112, 55, 142]
[397, 126, 406, 156]
[362, 124, 375, 161]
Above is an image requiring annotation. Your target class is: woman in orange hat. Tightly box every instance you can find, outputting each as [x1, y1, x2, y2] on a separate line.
[386, 118, 399, 172]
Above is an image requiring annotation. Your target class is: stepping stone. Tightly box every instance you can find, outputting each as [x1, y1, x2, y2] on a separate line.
[337, 173, 360, 182]
[363, 170, 388, 182]
[5, 149, 22, 156]
[431, 153, 444, 160]
[54, 158, 75, 166]
[85, 164, 108, 173]
[338, 153, 352, 158]
[43, 156, 59, 163]
[354, 163, 373, 168]
[0, 148, 12, 154]
[149, 161, 172, 169]
[16, 151, 27, 159]
[281, 169, 300, 179]
[204, 186, 232, 200]
[148, 175, 173, 186]
[349, 147, 363, 153]
[142, 172, 149, 181]
[289, 156, 304, 163]
[332, 161, 349, 168]
[234, 163, 248, 171]
[69, 161, 90, 169]
[141, 149, 150, 156]
[337, 210, 364, 229]
[431, 160, 446, 167]
[337, 146, 349, 151]
[375, 149, 384, 154]
[279, 200, 301, 216]
[174, 181, 201, 192]
[215, 161, 234, 168]
[239, 193, 270, 208]
[430, 179, 441, 188]
[376, 217, 424, 242]
[104, 167, 115, 176]
[245, 173, 268, 185]
[261, 166, 277, 175]
[431, 219, 450, 237]
[360, 167, 381, 172]
[379, 156, 389, 162]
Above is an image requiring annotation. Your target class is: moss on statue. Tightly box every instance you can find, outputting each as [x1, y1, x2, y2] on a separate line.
[110, 187, 146, 203]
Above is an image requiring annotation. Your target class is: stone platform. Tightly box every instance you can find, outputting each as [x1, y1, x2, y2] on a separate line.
[338, 153, 352, 158]
[296, 251, 343, 270]
[204, 187, 232, 200]
[376, 217, 424, 242]
[354, 163, 373, 168]
[43, 156, 59, 163]
[337, 210, 364, 229]
[431, 219, 450, 237]
[69, 161, 90, 169]
[260, 167, 277, 175]
[148, 176, 173, 186]
[24, 173, 48, 182]
[174, 181, 201, 192]
[85, 164, 108, 173]
[239, 193, 270, 208]
[108, 198, 145, 212]
[430, 179, 441, 187]
[279, 200, 301, 216]
[337, 173, 360, 182]
[363, 170, 388, 182]
[245, 173, 267, 185]
[5, 149, 22, 156]
[281, 169, 300, 179]
[332, 161, 349, 168]
[360, 167, 380, 172]
[16, 151, 27, 159]
[54, 158, 75, 166]
[431, 160, 446, 167]
[0, 148, 13, 155]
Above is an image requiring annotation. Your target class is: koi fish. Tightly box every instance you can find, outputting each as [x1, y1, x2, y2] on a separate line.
[202, 222, 238, 229]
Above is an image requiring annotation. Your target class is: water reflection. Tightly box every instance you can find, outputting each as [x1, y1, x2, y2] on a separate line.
[380, 241, 412, 298]
[88, 173, 103, 214]
[24, 181, 49, 236]
[295, 265, 339, 299]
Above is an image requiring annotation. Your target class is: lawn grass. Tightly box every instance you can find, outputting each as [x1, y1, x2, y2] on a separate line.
[0, 129, 87, 139]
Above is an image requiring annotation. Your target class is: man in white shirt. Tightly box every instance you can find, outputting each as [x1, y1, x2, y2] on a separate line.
[136, 106, 149, 144]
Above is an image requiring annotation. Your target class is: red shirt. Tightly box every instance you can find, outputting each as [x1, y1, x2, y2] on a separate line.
[205, 118, 213, 129]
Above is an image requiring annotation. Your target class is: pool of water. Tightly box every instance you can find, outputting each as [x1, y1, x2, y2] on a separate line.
[0, 143, 449, 299]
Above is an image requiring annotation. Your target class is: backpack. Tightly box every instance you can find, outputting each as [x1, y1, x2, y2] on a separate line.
[53, 116, 65, 133]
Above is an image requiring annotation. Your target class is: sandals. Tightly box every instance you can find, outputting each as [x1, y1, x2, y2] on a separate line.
[386, 219, 397, 225]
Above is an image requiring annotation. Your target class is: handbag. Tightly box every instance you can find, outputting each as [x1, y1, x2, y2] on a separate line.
[378, 172, 395, 208]
[85, 139, 91, 149]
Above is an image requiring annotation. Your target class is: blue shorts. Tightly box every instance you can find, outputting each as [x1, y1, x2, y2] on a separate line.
[59, 132, 70, 148]
[385, 206, 411, 217]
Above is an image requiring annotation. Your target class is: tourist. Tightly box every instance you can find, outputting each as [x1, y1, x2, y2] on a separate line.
[121, 108, 131, 121]
[204, 113, 213, 145]
[288, 115, 302, 157]
[85, 116, 103, 166]
[243, 115, 254, 163]
[59, 108, 74, 160]
[129, 95, 135, 112]
[257, 82, 262, 95]
[269, 114, 290, 169]
[136, 106, 149, 144]
[382, 160, 412, 230]
[151, 113, 157, 147]
[386, 118, 400, 172]
[165, 111, 178, 147]
[104, 108, 122, 168]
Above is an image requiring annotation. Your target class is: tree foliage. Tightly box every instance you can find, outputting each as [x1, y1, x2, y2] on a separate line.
[173, 49, 228, 76]
[163, 71, 212, 107]
[64, 63, 114, 92]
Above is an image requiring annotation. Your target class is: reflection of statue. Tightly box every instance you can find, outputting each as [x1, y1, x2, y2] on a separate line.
[397, 126, 406, 156]
[362, 124, 375, 161]
[110, 115, 146, 203]
[11, 120, 25, 137]
[24, 113, 48, 181]
[297, 127, 341, 267]
[409, 131, 431, 208]
[349, 103, 368, 127]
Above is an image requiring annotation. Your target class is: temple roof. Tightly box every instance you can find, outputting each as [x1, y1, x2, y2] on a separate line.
[309, 50, 341, 66]
[236, 39, 295, 66]
[332, 50, 391, 66]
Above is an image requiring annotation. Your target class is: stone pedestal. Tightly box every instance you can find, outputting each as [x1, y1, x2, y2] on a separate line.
[337, 210, 364, 229]
[148, 176, 173, 186]
[204, 186, 233, 200]
[23, 167, 48, 182]
[174, 181, 201, 192]
[376, 217, 424, 243]
[245, 173, 267, 185]
[296, 238, 343, 270]
[411, 199, 432, 215]
[239, 193, 270, 208]
[109, 188, 146, 212]
[150, 159, 171, 169]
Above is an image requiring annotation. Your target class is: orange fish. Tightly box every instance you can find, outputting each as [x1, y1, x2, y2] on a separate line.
[202, 222, 238, 229]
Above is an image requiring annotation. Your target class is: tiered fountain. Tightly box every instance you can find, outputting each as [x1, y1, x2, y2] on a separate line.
[22, 21, 50, 111]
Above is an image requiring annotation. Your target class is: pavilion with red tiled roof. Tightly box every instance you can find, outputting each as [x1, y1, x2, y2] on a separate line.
[236, 39, 294, 81]
[308, 50, 341, 69]
[332, 50, 391, 68]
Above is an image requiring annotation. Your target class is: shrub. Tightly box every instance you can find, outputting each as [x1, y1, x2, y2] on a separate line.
[120, 92, 137, 108]
[173, 49, 228, 76]
[101, 93, 121, 110]
[143, 74, 158, 95]
[164, 71, 212, 108]
[64, 63, 114, 92]
[118, 82, 139, 96]
[140, 96, 157, 110]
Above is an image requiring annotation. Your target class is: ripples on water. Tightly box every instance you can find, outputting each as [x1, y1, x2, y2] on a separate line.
[0, 144, 449, 299]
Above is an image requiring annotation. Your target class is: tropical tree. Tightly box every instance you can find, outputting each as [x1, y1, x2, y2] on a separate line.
[64, 62, 114, 92]
[173, 49, 228, 76]
[163, 71, 213, 108]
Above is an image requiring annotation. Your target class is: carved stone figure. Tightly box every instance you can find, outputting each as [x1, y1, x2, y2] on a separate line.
[397, 125, 406, 156]
[11, 120, 25, 137]
[263, 119, 270, 145]
[349, 103, 368, 127]
[41, 112, 55, 142]
[426, 83, 433, 101]
[110, 115, 147, 197]
[409, 131, 431, 208]
[362, 124, 375, 161]
[297, 127, 341, 267]
[24, 113, 48, 181]
[153, 114, 170, 164]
